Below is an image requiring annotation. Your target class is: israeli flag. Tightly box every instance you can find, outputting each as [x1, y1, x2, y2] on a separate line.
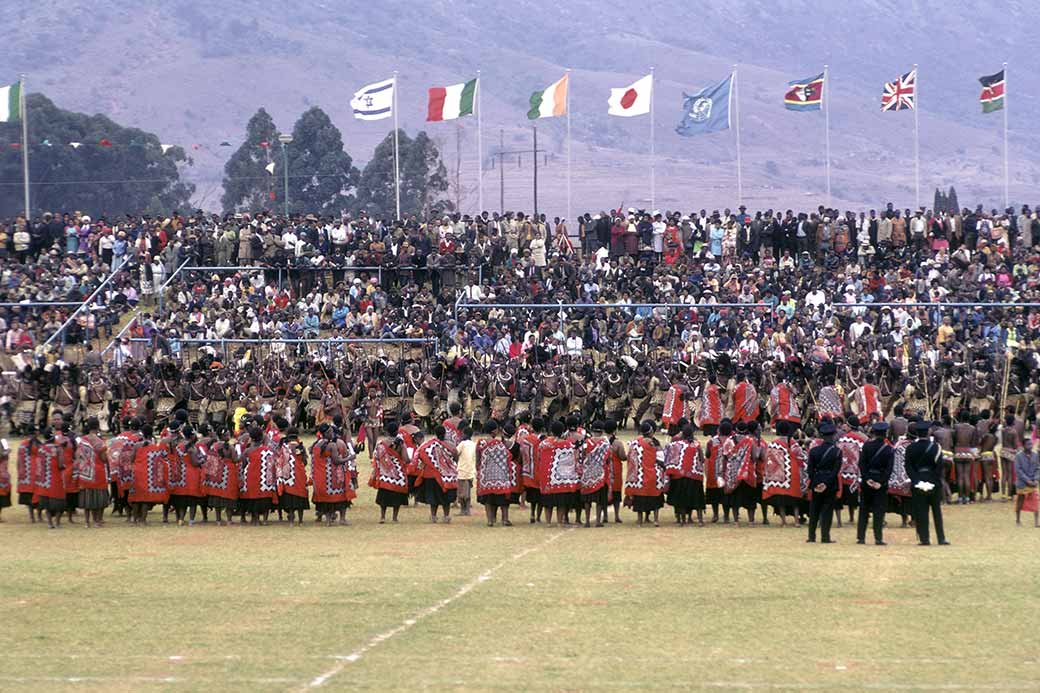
[676, 74, 732, 136]
[351, 77, 395, 121]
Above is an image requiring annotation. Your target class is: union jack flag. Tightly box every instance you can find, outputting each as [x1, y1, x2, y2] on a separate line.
[881, 69, 916, 111]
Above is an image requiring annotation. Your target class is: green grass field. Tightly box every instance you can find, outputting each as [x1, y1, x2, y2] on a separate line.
[1, 450, 1039, 692]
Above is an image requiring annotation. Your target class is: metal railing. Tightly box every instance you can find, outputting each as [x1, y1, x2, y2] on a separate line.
[40, 256, 132, 353]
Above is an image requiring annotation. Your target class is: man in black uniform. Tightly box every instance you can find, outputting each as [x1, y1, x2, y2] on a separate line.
[905, 421, 950, 546]
[857, 421, 894, 545]
[806, 420, 842, 544]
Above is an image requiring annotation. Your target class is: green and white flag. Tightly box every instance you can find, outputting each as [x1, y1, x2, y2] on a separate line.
[0, 81, 21, 123]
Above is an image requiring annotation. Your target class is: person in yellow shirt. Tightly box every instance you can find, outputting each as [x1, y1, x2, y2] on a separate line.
[455, 426, 477, 516]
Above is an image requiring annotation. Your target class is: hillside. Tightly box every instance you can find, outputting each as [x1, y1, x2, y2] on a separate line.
[3, 0, 1039, 214]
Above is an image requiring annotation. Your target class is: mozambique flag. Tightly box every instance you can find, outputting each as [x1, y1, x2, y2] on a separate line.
[979, 69, 1005, 113]
[784, 73, 824, 111]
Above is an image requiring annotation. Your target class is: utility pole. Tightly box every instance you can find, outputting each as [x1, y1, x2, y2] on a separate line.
[278, 133, 293, 216]
[491, 129, 546, 216]
[533, 125, 538, 219]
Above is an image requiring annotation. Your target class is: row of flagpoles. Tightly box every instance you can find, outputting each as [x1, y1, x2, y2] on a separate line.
[2, 63, 1013, 219]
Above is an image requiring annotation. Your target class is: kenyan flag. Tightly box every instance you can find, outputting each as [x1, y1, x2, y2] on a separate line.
[979, 69, 1005, 113]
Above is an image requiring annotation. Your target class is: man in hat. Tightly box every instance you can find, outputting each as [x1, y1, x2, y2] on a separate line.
[806, 420, 841, 543]
[857, 422, 894, 545]
[905, 421, 949, 545]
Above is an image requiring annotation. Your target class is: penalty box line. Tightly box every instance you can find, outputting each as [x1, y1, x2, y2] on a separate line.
[299, 528, 571, 690]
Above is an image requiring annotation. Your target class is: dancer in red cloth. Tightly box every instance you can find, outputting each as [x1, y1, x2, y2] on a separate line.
[664, 424, 704, 525]
[15, 428, 40, 523]
[201, 425, 238, 526]
[33, 428, 68, 529]
[312, 424, 355, 526]
[239, 427, 279, 526]
[71, 418, 110, 528]
[128, 425, 170, 526]
[369, 421, 409, 524]
[579, 421, 611, 527]
[476, 420, 519, 527]
[277, 428, 312, 526]
[413, 426, 459, 523]
[625, 421, 667, 526]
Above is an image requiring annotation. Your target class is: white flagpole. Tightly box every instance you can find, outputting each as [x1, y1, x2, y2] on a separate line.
[392, 70, 401, 221]
[650, 66, 656, 212]
[566, 68, 572, 226]
[732, 65, 743, 207]
[20, 74, 30, 219]
[1003, 61, 1009, 209]
[476, 69, 484, 215]
[913, 63, 920, 210]
[824, 64, 831, 208]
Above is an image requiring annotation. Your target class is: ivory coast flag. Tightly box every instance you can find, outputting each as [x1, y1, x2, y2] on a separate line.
[527, 74, 569, 119]
[427, 78, 477, 121]
[0, 82, 22, 123]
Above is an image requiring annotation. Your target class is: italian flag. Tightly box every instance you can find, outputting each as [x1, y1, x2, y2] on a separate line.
[427, 78, 478, 121]
[0, 81, 21, 123]
[527, 74, 569, 119]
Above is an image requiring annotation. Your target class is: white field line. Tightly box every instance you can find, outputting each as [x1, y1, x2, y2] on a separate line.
[300, 529, 570, 690]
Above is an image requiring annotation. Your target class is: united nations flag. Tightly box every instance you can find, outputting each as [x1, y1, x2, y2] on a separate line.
[676, 74, 733, 136]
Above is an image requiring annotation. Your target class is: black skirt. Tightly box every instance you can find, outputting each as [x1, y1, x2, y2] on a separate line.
[581, 486, 609, 505]
[668, 477, 705, 511]
[477, 493, 513, 507]
[420, 478, 457, 507]
[768, 495, 799, 514]
[730, 483, 759, 511]
[169, 494, 199, 512]
[315, 501, 348, 514]
[38, 496, 66, 513]
[238, 497, 273, 514]
[18, 491, 35, 507]
[207, 495, 236, 510]
[544, 491, 581, 510]
[376, 488, 409, 508]
[65, 492, 79, 510]
[632, 495, 664, 512]
[705, 487, 725, 505]
[279, 492, 311, 511]
[609, 490, 623, 505]
[839, 485, 859, 509]
[78, 488, 111, 510]
[525, 487, 542, 504]
[0, 492, 10, 509]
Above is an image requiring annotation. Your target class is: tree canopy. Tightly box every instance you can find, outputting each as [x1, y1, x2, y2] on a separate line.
[0, 93, 194, 218]
[220, 107, 280, 213]
[355, 129, 451, 219]
[285, 107, 360, 216]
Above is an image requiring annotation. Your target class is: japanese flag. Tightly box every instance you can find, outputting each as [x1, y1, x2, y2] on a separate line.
[607, 74, 653, 117]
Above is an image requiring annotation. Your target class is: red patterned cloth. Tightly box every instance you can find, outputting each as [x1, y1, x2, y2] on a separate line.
[476, 438, 518, 496]
[580, 437, 610, 494]
[71, 434, 108, 490]
[661, 386, 685, 426]
[732, 382, 760, 424]
[625, 438, 667, 497]
[664, 439, 703, 480]
[695, 384, 723, 428]
[836, 431, 866, 495]
[538, 437, 580, 494]
[769, 383, 802, 425]
[369, 440, 408, 493]
[415, 438, 458, 491]
[762, 438, 807, 500]
[129, 444, 170, 504]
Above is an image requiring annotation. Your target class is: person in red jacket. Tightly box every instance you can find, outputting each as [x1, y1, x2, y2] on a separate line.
[517, 418, 544, 523]
[201, 425, 238, 526]
[312, 425, 355, 526]
[15, 429, 40, 523]
[71, 418, 110, 528]
[277, 429, 311, 526]
[129, 425, 170, 525]
[240, 427, 279, 526]
[369, 422, 409, 524]
[476, 420, 519, 527]
[579, 422, 611, 527]
[412, 427, 459, 523]
[167, 427, 204, 526]
[33, 428, 68, 529]
[625, 421, 667, 526]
